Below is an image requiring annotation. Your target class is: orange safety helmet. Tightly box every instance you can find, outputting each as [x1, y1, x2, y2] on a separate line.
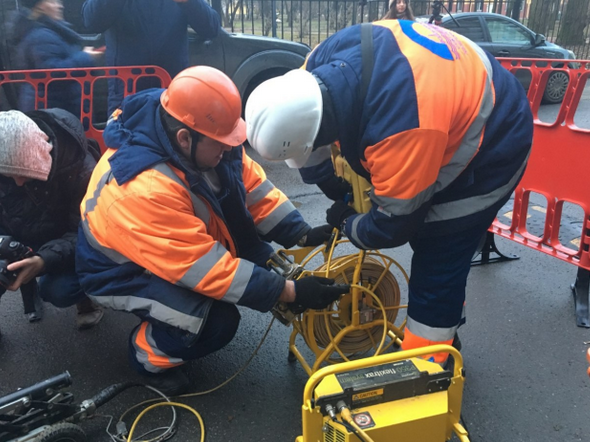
[160, 66, 247, 146]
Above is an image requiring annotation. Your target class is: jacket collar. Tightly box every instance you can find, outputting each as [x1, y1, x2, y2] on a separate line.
[105, 90, 199, 185]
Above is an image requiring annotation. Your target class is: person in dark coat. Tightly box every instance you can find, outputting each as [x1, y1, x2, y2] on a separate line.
[82, 0, 221, 115]
[0, 109, 104, 330]
[9, 0, 99, 118]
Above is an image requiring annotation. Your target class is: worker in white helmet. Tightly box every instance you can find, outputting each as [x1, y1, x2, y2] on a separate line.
[245, 19, 533, 367]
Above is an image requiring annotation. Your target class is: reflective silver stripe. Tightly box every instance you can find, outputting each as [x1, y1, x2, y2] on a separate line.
[425, 152, 528, 222]
[178, 242, 230, 289]
[82, 219, 130, 264]
[152, 163, 211, 228]
[407, 316, 457, 342]
[221, 259, 255, 303]
[371, 186, 433, 217]
[131, 325, 159, 373]
[305, 144, 332, 167]
[83, 169, 113, 216]
[131, 324, 185, 374]
[179, 243, 253, 303]
[246, 179, 275, 207]
[435, 42, 494, 193]
[100, 293, 204, 335]
[348, 213, 371, 250]
[144, 323, 185, 367]
[256, 200, 297, 235]
[369, 44, 495, 217]
[82, 170, 130, 264]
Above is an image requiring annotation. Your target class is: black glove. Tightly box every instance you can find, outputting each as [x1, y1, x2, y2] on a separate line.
[326, 200, 357, 229]
[317, 176, 352, 201]
[299, 224, 333, 247]
[292, 276, 350, 310]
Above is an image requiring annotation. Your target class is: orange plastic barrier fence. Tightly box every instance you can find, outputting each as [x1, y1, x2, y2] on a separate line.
[0, 66, 172, 151]
[481, 58, 590, 327]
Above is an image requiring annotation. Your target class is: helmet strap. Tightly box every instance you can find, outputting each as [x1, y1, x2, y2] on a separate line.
[189, 129, 201, 166]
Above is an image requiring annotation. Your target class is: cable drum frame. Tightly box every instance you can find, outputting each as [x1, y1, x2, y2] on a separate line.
[308, 251, 405, 359]
[275, 236, 409, 376]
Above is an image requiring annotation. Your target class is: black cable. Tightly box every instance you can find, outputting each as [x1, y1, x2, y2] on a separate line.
[88, 382, 142, 409]
[334, 418, 368, 442]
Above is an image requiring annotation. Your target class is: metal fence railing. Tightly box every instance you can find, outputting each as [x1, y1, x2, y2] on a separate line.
[220, 0, 390, 47]
[215, 0, 590, 58]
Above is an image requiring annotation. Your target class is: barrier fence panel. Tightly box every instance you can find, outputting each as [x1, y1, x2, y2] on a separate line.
[481, 58, 590, 327]
[1, 61, 589, 326]
[0, 66, 172, 152]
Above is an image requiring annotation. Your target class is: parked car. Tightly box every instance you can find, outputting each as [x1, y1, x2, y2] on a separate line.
[0, 0, 311, 121]
[422, 12, 577, 104]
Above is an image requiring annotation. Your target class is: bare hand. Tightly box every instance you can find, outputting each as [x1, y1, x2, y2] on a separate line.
[6, 256, 45, 291]
[278, 280, 296, 303]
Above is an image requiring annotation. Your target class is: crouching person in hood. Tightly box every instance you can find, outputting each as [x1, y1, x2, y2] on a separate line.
[0, 109, 104, 330]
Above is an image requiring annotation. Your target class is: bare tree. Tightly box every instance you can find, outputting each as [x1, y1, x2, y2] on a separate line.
[329, 1, 356, 31]
[528, 0, 560, 35]
[509, 0, 523, 20]
[224, 0, 245, 29]
[556, 0, 590, 45]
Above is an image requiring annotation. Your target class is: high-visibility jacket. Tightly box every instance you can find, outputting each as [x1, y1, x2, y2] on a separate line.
[300, 20, 533, 249]
[76, 90, 309, 335]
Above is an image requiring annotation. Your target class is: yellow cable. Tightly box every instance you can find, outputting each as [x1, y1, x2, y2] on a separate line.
[340, 407, 375, 442]
[126, 402, 205, 442]
[118, 317, 276, 441]
[302, 255, 403, 359]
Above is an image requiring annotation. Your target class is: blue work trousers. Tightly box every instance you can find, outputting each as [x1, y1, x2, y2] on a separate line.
[407, 208, 501, 330]
[128, 300, 241, 375]
[37, 269, 86, 308]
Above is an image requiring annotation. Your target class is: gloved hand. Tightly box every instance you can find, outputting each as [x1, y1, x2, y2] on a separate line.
[317, 176, 352, 201]
[292, 276, 350, 310]
[298, 224, 333, 247]
[326, 200, 357, 229]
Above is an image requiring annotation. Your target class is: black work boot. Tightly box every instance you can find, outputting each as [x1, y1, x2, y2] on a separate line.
[140, 367, 190, 396]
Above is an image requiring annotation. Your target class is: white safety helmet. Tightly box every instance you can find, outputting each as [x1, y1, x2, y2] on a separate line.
[245, 69, 323, 168]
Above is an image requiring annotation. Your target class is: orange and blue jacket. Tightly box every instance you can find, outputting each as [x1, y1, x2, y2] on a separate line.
[300, 20, 533, 249]
[76, 90, 310, 335]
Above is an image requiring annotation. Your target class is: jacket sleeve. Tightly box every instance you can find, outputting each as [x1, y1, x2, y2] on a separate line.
[343, 129, 448, 249]
[98, 172, 285, 312]
[27, 30, 94, 69]
[241, 149, 310, 248]
[37, 154, 96, 273]
[82, 0, 128, 33]
[183, 0, 221, 39]
[298, 145, 335, 185]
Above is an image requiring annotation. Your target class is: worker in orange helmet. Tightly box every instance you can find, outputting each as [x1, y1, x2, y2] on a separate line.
[76, 66, 348, 395]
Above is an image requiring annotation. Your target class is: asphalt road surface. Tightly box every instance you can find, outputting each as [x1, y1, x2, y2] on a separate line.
[1, 106, 590, 442]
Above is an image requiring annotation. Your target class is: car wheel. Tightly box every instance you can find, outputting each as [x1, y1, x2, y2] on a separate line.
[542, 70, 569, 104]
[242, 68, 289, 115]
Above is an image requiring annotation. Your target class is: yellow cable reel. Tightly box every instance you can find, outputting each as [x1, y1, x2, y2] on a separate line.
[281, 243, 408, 375]
[303, 253, 403, 361]
[269, 147, 409, 375]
